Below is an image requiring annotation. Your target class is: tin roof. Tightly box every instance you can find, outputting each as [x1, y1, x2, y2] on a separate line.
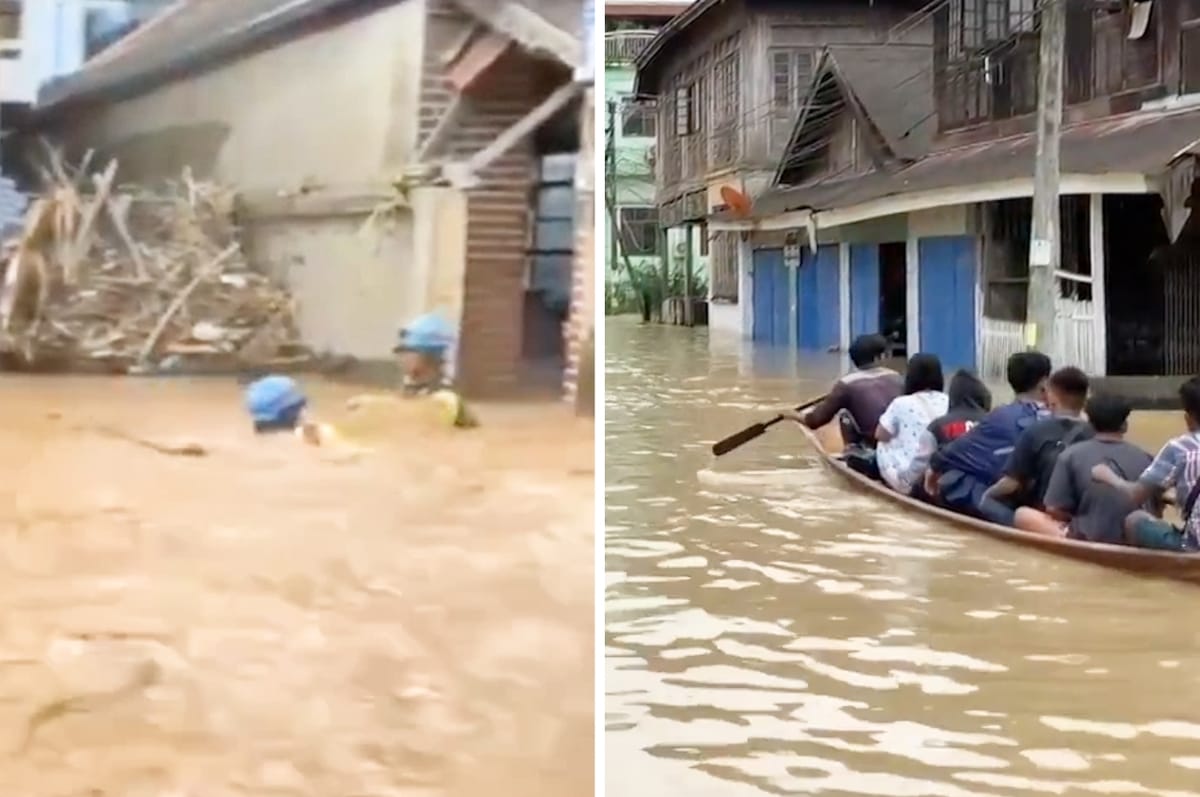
[720, 105, 1200, 223]
[38, 0, 580, 111]
[776, 44, 933, 186]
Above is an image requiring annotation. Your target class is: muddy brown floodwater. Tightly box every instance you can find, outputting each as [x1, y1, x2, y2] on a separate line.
[0, 375, 594, 796]
[605, 316, 1200, 797]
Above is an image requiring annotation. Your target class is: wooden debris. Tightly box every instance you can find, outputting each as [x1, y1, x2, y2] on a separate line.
[0, 148, 310, 372]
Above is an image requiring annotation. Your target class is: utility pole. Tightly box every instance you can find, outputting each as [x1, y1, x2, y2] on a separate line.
[605, 98, 652, 320]
[1027, 0, 1065, 357]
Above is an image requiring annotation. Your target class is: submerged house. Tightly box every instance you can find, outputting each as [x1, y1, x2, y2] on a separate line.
[25, 0, 585, 398]
[632, 0, 929, 334]
[715, 0, 1200, 381]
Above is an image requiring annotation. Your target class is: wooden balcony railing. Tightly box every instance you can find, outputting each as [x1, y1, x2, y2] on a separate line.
[604, 30, 656, 65]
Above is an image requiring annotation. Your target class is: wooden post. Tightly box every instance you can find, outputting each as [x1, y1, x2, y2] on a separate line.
[657, 223, 669, 322]
[1027, 0, 1065, 357]
[683, 222, 695, 326]
[1088, 193, 1107, 376]
[905, 236, 920, 355]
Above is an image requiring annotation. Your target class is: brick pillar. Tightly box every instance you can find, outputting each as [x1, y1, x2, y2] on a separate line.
[565, 83, 594, 413]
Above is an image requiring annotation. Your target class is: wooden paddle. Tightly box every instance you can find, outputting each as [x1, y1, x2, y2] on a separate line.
[711, 396, 825, 457]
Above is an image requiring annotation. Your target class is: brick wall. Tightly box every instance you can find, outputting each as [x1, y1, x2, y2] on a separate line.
[419, 0, 566, 396]
[564, 85, 593, 410]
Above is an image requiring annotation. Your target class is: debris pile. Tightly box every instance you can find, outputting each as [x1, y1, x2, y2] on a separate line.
[0, 147, 310, 372]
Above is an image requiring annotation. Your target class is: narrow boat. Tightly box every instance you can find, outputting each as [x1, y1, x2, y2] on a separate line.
[797, 422, 1200, 585]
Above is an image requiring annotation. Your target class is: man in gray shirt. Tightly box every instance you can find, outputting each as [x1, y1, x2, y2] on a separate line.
[1013, 394, 1153, 544]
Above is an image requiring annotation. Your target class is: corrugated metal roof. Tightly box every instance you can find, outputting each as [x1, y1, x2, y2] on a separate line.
[37, 0, 581, 111]
[776, 44, 933, 185]
[725, 105, 1200, 222]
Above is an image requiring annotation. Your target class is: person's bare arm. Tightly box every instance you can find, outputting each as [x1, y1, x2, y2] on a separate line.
[1092, 463, 1158, 506]
[798, 382, 848, 429]
[983, 475, 1021, 502]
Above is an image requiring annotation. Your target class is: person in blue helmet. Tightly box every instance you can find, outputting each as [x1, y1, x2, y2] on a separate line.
[244, 373, 344, 446]
[345, 312, 478, 428]
[245, 374, 309, 433]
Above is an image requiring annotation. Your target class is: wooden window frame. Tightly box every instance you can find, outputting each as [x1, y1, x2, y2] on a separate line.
[618, 206, 659, 256]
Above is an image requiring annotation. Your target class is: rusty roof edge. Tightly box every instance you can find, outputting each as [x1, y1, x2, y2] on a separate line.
[35, 0, 389, 113]
[632, 0, 723, 94]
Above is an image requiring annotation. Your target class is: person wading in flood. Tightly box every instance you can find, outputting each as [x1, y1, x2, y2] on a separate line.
[244, 373, 342, 446]
[345, 312, 479, 429]
[782, 333, 901, 453]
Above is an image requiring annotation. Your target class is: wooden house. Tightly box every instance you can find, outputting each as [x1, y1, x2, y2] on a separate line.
[714, 0, 1200, 382]
[632, 0, 929, 334]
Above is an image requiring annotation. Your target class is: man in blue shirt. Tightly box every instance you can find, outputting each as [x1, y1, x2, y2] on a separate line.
[925, 351, 1051, 520]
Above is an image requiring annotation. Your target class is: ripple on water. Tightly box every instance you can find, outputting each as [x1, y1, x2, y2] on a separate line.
[606, 319, 1200, 795]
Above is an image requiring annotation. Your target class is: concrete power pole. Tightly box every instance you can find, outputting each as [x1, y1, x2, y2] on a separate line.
[1026, 0, 1065, 358]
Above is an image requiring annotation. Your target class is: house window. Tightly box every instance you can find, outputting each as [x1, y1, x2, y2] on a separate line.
[621, 97, 655, 138]
[770, 49, 813, 109]
[529, 154, 576, 312]
[618, 206, 658, 256]
[948, 0, 1034, 59]
[674, 82, 700, 136]
[712, 52, 740, 166]
[83, 3, 137, 60]
[0, 0, 20, 39]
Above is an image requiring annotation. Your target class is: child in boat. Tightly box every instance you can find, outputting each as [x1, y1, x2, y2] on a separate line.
[1093, 376, 1200, 552]
[924, 351, 1051, 519]
[905, 369, 992, 500]
[874, 353, 949, 495]
[978, 366, 1093, 525]
[785, 333, 901, 449]
[1015, 393, 1153, 543]
[344, 312, 478, 429]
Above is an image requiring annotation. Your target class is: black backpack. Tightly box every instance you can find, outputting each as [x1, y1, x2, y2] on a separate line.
[1030, 419, 1093, 504]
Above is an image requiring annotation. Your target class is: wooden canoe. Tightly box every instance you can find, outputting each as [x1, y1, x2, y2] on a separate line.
[797, 423, 1200, 585]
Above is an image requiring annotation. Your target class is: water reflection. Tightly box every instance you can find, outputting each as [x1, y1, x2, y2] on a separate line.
[605, 317, 1200, 796]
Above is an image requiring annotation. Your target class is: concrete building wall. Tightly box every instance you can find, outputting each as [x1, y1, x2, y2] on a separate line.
[48, 2, 427, 362]
[419, 0, 574, 396]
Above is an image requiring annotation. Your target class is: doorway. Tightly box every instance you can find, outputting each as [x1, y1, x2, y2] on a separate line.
[879, 241, 907, 356]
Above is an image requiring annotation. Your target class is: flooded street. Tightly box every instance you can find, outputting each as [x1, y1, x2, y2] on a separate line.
[0, 375, 593, 796]
[605, 316, 1200, 796]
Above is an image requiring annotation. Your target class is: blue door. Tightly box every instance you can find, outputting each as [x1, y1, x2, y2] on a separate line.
[751, 248, 789, 346]
[798, 244, 840, 350]
[918, 236, 977, 371]
[849, 244, 880, 340]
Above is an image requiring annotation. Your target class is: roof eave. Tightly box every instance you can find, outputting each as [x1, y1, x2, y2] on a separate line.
[632, 0, 723, 94]
[35, 0, 389, 115]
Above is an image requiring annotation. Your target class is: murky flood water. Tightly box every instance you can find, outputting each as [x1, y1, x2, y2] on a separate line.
[0, 375, 593, 796]
[605, 316, 1200, 796]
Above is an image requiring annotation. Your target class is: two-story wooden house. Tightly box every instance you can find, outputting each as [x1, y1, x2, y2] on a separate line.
[632, 0, 929, 334]
[717, 0, 1200, 382]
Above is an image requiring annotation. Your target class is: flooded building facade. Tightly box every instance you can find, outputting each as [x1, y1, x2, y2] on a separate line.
[715, 0, 1200, 380]
[26, 0, 584, 398]
[632, 0, 929, 335]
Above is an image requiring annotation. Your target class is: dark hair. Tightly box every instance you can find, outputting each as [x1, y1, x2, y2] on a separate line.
[947, 369, 992, 412]
[1047, 366, 1089, 408]
[904, 353, 945, 395]
[848, 334, 888, 368]
[1086, 394, 1131, 434]
[1006, 351, 1052, 394]
[1180, 376, 1200, 421]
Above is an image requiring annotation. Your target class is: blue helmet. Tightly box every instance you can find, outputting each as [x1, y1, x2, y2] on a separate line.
[244, 374, 307, 425]
[394, 312, 455, 355]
